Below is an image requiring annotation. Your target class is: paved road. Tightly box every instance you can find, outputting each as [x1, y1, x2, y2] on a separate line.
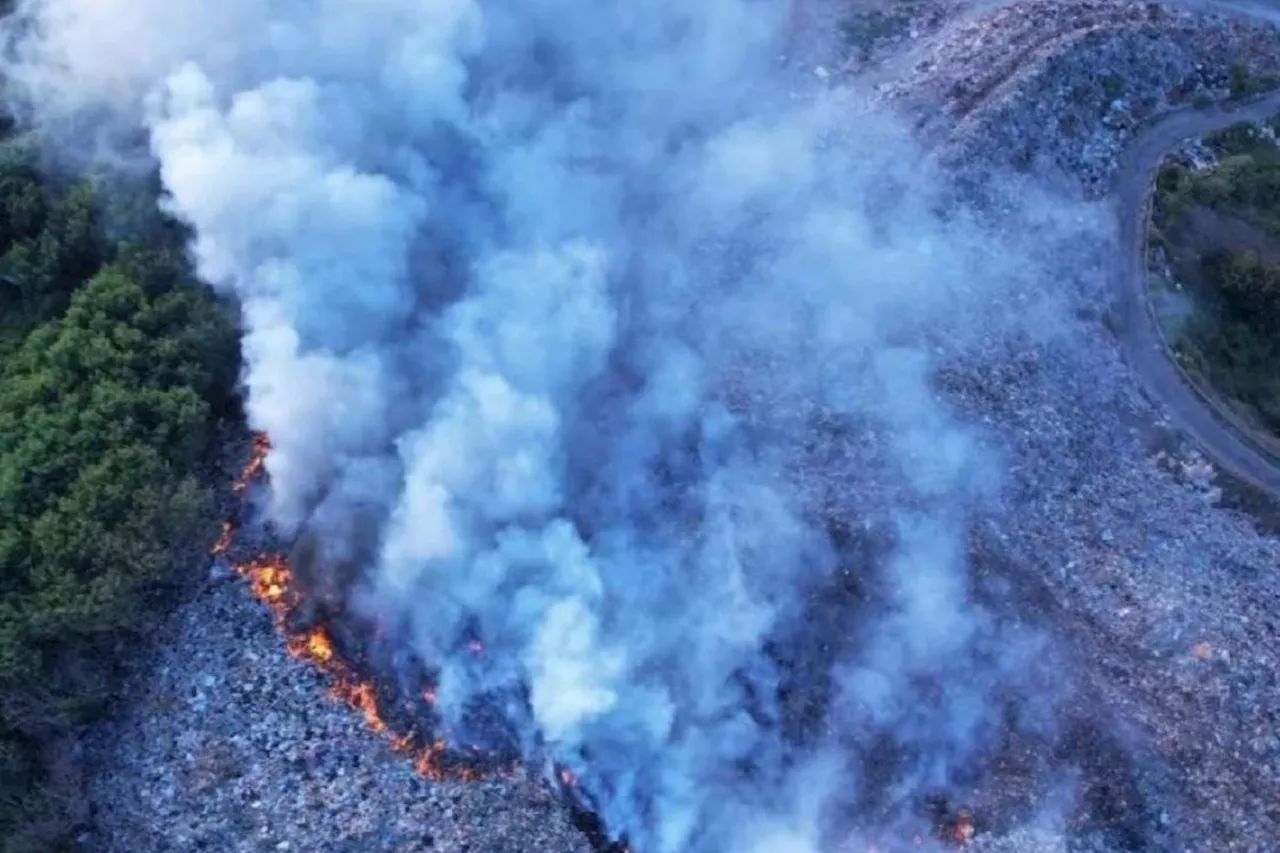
[1113, 92, 1280, 494]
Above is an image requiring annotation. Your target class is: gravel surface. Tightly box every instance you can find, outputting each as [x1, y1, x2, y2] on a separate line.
[79, 2, 1280, 852]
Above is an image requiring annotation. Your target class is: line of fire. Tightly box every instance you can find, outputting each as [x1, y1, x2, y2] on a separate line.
[211, 432, 976, 853]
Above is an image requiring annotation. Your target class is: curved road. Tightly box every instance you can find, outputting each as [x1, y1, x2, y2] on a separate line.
[1113, 92, 1280, 495]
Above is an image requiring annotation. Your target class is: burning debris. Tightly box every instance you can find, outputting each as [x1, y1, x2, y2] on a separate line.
[214, 441, 634, 853]
[208, 432, 646, 853]
[210, 432, 502, 784]
[943, 808, 976, 846]
[860, 805, 977, 852]
[212, 431, 995, 853]
[232, 431, 271, 495]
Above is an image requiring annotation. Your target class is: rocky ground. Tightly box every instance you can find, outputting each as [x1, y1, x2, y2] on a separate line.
[80, 1, 1280, 852]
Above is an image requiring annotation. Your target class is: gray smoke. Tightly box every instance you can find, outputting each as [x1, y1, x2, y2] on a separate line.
[2, 0, 1094, 849]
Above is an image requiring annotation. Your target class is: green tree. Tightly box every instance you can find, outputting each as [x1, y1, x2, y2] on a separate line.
[0, 162, 238, 850]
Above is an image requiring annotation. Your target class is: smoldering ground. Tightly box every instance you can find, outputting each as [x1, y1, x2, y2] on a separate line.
[1, 0, 1118, 850]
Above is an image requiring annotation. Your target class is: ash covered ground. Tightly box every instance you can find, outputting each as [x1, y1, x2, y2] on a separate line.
[40, 1, 1280, 852]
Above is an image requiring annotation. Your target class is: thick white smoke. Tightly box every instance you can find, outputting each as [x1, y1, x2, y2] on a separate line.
[2, 0, 1091, 849]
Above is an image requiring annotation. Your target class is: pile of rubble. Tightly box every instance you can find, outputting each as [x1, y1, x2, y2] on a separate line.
[879, 0, 1280, 191]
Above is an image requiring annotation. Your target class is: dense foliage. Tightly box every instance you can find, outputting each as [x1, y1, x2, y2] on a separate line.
[1153, 121, 1280, 436]
[0, 142, 238, 852]
[1191, 248, 1280, 432]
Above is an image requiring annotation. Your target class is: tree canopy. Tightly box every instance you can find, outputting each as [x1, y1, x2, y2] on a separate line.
[0, 142, 238, 852]
[1153, 122, 1280, 437]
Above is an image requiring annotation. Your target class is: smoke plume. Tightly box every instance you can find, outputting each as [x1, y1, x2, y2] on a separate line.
[2, 0, 1094, 849]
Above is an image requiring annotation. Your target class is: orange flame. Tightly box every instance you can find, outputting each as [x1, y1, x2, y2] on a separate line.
[210, 428, 493, 785]
[234, 555, 293, 607]
[288, 626, 335, 664]
[233, 431, 271, 494]
[331, 680, 388, 733]
[414, 740, 448, 780]
[949, 810, 975, 846]
[211, 521, 233, 555]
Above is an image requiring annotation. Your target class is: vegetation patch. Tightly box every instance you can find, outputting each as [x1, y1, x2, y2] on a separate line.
[1101, 72, 1126, 102]
[0, 137, 239, 851]
[1228, 62, 1280, 102]
[1151, 117, 1280, 438]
